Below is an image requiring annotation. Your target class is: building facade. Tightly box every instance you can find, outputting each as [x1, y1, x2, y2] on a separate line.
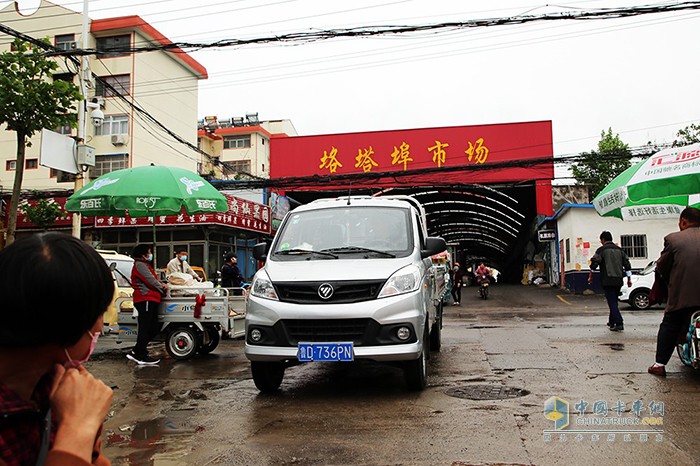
[0, 1, 207, 192]
[197, 115, 297, 179]
[538, 203, 677, 293]
[0, 2, 276, 278]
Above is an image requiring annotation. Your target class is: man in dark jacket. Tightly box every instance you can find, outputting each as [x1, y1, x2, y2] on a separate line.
[648, 207, 700, 376]
[588, 231, 632, 331]
[221, 253, 243, 290]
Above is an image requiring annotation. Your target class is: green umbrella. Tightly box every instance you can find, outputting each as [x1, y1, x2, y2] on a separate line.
[66, 165, 228, 216]
[66, 165, 229, 264]
[592, 143, 700, 221]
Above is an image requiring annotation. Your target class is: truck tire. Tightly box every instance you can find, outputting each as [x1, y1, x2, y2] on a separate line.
[630, 290, 650, 310]
[404, 326, 428, 391]
[251, 361, 285, 393]
[198, 328, 220, 354]
[166, 327, 200, 360]
[430, 303, 442, 352]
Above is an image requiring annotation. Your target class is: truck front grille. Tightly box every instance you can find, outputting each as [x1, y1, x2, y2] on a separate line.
[274, 280, 385, 304]
[280, 318, 373, 345]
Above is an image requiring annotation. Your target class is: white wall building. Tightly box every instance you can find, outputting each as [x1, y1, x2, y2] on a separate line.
[0, 1, 207, 192]
[538, 203, 678, 293]
[197, 115, 297, 179]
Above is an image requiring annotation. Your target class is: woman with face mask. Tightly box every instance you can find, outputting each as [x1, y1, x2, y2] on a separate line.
[127, 244, 167, 365]
[0, 233, 114, 465]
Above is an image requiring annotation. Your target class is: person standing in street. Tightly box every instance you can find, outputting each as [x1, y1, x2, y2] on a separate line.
[166, 249, 201, 282]
[221, 253, 243, 290]
[648, 207, 700, 376]
[128, 244, 167, 365]
[588, 231, 632, 331]
[451, 263, 464, 305]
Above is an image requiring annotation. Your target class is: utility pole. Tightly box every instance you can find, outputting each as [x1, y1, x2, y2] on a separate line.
[72, 0, 90, 238]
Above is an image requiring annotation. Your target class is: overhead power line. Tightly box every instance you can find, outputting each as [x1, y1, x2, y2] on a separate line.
[50, 1, 700, 56]
[210, 146, 661, 190]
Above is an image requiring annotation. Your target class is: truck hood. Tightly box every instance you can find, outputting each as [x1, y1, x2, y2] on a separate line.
[264, 257, 416, 282]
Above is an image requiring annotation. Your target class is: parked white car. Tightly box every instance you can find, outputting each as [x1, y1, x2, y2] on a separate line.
[619, 261, 658, 310]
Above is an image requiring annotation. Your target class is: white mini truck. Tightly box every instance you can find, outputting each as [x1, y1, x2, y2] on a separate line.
[245, 196, 447, 392]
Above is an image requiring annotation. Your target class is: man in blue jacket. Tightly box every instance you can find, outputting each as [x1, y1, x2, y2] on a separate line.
[588, 231, 633, 331]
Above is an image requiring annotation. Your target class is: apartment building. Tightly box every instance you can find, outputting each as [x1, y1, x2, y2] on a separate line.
[0, 0, 207, 193]
[197, 114, 297, 179]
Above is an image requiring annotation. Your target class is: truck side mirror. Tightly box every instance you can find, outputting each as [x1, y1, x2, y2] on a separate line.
[421, 237, 446, 258]
[253, 242, 270, 261]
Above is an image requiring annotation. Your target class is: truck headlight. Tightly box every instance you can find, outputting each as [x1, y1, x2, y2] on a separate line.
[250, 270, 279, 301]
[378, 265, 421, 298]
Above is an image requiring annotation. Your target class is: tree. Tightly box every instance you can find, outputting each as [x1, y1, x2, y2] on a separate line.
[675, 123, 700, 146]
[571, 128, 632, 199]
[19, 197, 63, 231]
[0, 38, 82, 245]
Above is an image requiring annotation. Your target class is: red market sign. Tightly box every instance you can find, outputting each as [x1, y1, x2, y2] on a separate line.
[270, 120, 554, 215]
[94, 194, 271, 234]
[271, 121, 553, 183]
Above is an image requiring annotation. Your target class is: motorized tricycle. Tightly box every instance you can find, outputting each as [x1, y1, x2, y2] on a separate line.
[115, 286, 246, 360]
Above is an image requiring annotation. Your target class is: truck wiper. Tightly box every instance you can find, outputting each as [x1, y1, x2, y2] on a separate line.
[324, 246, 396, 258]
[274, 248, 338, 258]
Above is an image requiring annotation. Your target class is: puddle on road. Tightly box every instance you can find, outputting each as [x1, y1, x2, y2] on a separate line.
[107, 411, 205, 464]
[600, 343, 625, 351]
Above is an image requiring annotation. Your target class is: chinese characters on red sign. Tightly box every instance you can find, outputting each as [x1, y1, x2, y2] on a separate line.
[94, 194, 271, 234]
[320, 138, 489, 174]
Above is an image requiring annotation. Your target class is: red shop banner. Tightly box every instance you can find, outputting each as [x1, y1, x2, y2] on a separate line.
[270, 120, 554, 186]
[94, 194, 271, 235]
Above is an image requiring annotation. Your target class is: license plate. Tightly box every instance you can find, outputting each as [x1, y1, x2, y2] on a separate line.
[297, 342, 354, 362]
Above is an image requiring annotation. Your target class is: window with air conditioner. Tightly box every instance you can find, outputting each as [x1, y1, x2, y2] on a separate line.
[111, 134, 127, 145]
[94, 115, 128, 136]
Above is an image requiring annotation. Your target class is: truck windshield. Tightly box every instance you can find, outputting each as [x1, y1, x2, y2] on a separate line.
[273, 206, 412, 259]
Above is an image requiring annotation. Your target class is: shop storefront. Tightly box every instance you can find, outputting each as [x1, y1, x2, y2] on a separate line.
[4, 193, 271, 283]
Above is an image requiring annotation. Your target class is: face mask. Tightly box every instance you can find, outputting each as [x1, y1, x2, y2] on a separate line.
[146, 253, 153, 261]
[454, 267, 459, 271]
[64, 331, 99, 368]
[180, 255, 188, 262]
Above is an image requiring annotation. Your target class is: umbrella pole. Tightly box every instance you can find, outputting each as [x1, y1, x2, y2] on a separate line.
[152, 217, 157, 267]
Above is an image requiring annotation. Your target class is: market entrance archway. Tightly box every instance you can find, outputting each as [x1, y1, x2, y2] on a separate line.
[268, 120, 554, 282]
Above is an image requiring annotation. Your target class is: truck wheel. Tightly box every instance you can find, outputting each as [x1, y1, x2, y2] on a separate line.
[166, 327, 200, 360]
[630, 290, 650, 310]
[430, 304, 442, 352]
[404, 326, 428, 391]
[198, 328, 220, 354]
[251, 361, 285, 393]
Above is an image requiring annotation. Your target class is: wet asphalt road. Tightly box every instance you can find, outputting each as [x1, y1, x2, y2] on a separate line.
[88, 284, 700, 466]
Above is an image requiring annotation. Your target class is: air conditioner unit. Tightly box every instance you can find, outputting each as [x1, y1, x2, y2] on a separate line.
[111, 134, 127, 146]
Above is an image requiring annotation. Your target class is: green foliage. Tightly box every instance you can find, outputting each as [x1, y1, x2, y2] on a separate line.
[0, 38, 82, 137]
[19, 198, 63, 231]
[675, 123, 700, 146]
[1, 38, 83, 244]
[571, 128, 632, 198]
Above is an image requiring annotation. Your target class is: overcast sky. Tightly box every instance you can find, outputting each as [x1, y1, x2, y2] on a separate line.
[7, 0, 700, 182]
